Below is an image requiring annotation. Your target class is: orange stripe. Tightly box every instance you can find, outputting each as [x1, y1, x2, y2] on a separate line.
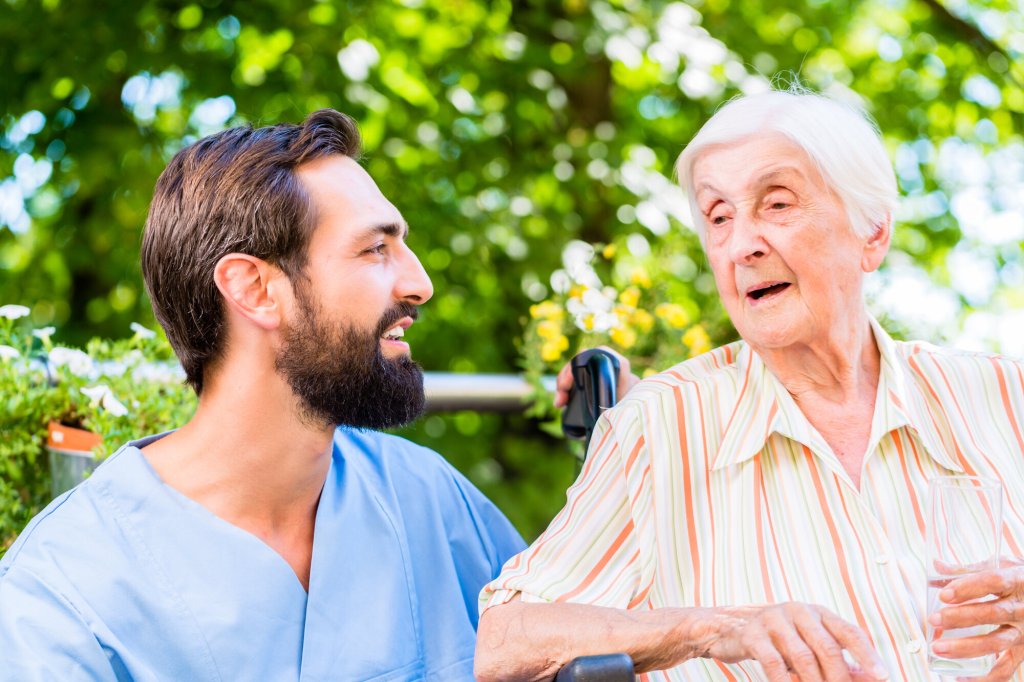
[718, 352, 755, 453]
[753, 455, 774, 602]
[558, 519, 635, 602]
[892, 431, 925, 534]
[625, 435, 645, 473]
[713, 659, 740, 681]
[992, 357, 1024, 454]
[835, 471, 912, 682]
[931, 358, 1024, 557]
[804, 447, 870, 633]
[695, 388, 718, 602]
[587, 548, 641, 606]
[520, 440, 622, 577]
[675, 386, 702, 607]
[627, 574, 653, 609]
[761, 444, 794, 600]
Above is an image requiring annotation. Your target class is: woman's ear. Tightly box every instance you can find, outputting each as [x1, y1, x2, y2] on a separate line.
[213, 254, 288, 331]
[862, 213, 892, 273]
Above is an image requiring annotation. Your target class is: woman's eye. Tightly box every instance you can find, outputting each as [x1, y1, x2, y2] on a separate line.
[710, 214, 730, 226]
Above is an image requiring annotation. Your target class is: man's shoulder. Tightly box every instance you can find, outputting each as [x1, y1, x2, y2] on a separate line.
[0, 448, 138, 586]
[332, 427, 466, 498]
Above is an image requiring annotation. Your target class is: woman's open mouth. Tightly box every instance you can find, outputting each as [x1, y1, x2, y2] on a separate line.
[746, 282, 791, 305]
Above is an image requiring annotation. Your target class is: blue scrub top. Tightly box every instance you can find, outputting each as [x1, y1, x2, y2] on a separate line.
[0, 428, 525, 681]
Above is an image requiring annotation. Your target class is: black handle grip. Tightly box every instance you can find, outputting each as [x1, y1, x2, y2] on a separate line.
[562, 349, 620, 446]
[554, 653, 635, 681]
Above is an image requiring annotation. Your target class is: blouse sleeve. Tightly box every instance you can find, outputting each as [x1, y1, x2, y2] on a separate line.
[480, 402, 653, 614]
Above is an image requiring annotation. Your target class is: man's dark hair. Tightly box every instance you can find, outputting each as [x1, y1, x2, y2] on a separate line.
[141, 109, 361, 394]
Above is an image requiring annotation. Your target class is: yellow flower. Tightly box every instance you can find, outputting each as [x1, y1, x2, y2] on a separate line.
[568, 284, 587, 300]
[536, 319, 563, 340]
[618, 286, 641, 309]
[581, 313, 595, 331]
[630, 308, 654, 333]
[609, 325, 637, 349]
[630, 267, 651, 288]
[682, 324, 712, 357]
[530, 301, 563, 320]
[655, 303, 690, 329]
[642, 367, 658, 378]
[602, 243, 617, 259]
[541, 334, 569, 362]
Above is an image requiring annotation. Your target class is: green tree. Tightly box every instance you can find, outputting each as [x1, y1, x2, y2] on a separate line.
[1, 0, 1021, 539]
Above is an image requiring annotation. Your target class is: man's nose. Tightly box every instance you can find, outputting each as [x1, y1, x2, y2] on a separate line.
[727, 213, 770, 264]
[395, 244, 433, 304]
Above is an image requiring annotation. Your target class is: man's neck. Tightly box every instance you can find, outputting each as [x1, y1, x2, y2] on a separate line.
[140, 362, 334, 588]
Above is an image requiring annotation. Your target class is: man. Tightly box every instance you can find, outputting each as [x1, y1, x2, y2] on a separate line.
[0, 110, 610, 680]
[476, 89, 1024, 681]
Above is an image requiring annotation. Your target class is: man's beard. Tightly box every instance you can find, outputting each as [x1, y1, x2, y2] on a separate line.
[275, 287, 426, 430]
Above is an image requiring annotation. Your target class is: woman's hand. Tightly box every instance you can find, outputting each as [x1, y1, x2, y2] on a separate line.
[553, 346, 640, 408]
[929, 561, 1024, 681]
[695, 603, 889, 682]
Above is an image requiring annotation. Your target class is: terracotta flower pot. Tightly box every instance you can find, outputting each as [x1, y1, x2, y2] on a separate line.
[46, 421, 102, 498]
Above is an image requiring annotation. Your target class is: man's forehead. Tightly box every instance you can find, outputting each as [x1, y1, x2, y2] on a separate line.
[297, 155, 405, 234]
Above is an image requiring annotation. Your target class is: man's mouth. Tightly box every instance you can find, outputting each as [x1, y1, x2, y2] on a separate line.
[746, 281, 791, 303]
[381, 325, 406, 341]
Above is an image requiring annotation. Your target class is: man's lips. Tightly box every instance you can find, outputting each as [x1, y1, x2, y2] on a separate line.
[381, 317, 415, 343]
[745, 281, 792, 303]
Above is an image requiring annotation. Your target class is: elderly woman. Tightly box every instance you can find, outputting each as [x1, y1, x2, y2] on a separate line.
[475, 89, 1024, 682]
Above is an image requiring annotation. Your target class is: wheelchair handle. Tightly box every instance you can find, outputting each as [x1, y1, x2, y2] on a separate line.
[562, 349, 620, 448]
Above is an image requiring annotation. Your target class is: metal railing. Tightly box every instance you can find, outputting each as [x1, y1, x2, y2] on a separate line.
[33, 354, 554, 414]
[423, 372, 556, 412]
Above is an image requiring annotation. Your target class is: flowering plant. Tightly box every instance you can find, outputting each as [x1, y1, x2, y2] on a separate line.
[521, 230, 736, 422]
[0, 306, 195, 552]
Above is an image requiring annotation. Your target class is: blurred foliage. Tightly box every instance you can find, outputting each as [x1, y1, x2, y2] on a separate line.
[0, 313, 195, 553]
[1, 0, 1022, 540]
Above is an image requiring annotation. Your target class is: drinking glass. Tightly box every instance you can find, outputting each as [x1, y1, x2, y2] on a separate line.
[926, 475, 1003, 676]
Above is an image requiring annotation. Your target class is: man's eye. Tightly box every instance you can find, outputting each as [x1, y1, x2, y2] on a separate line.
[364, 243, 387, 255]
[710, 215, 730, 226]
[769, 202, 789, 210]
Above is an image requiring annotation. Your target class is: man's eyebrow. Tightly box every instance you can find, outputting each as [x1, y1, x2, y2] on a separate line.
[354, 222, 409, 241]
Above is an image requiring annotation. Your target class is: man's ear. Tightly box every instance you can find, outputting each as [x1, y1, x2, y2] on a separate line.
[213, 254, 288, 331]
[862, 213, 892, 274]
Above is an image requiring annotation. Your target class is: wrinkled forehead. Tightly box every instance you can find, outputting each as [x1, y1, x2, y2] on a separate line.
[690, 133, 825, 197]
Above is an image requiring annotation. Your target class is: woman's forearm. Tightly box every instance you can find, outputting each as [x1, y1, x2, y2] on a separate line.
[473, 598, 723, 682]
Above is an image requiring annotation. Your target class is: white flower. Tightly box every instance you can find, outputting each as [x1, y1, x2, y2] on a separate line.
[132, 362, 185, 384]
[32, 326, 56, 341]
[0, 344, 19, 360]
[561, 240, 595, 272]
[560, 241, 603, 289]
[129, 322, 156, 339]
[49, 346, 95, 378]
[550, 269, 571, 295]
[581, 288, 615, 313]
[80, 384, 129, 417]
[0, 304, 30, 320]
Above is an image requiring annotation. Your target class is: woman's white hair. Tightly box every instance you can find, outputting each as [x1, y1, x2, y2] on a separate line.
[675, 87, 898, 240]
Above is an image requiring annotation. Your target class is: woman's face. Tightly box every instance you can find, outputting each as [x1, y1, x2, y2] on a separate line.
[692, 133, 888, 351]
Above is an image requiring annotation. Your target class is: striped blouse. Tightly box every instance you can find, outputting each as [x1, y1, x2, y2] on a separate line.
[481, 320, 1024, 681]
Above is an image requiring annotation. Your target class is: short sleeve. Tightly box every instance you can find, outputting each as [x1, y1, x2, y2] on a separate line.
[0, 565, 118, 681]
[480, 404, 650, 615]
[442, 463, 527, 629]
